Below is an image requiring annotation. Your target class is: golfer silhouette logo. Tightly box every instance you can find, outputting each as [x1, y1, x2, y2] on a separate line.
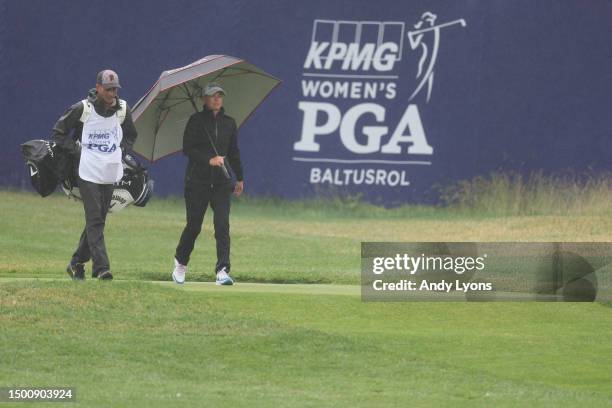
[407, 12, 467, 103]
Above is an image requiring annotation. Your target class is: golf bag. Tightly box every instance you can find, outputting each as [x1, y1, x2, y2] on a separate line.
[61, 156, 154, 213]
[20, 139, 67, 197]
[21, 139, 154, 212]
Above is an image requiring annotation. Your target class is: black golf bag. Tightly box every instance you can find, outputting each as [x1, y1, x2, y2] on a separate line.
[20, 139, 67, 197]
[21, 139, 154, 212]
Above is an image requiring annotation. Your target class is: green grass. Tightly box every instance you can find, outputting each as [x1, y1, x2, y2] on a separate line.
[1, 190, 611, 284]
[1, 280, 611, 407]
[1, 189, 611, 407]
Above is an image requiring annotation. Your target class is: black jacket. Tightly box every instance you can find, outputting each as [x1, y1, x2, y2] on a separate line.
[183, 106, 244, 184]
[51, 88, 138, 156]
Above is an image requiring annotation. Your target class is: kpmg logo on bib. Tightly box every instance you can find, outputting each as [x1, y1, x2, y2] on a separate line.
[86, 127, 119, 153]
[293, 12, 467, 189]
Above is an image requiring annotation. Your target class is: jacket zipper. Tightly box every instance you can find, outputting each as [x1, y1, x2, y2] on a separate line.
[215, 119, 218, 143]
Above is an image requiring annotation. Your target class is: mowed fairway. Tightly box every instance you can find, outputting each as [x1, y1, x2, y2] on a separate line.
[1, 191, 612, 407]
[1, 280, 612, 407]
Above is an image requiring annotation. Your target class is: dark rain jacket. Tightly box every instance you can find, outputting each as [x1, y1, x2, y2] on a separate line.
[183, 106, 244, 185]
[51, 88, 138, 156]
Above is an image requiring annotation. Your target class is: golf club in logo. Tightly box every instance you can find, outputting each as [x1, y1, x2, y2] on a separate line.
[294, 12, 467, 189]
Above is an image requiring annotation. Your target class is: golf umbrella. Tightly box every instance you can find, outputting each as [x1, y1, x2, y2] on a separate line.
[131, 55, 281, 162]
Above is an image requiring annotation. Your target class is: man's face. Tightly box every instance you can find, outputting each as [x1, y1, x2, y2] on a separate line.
[96, 84, 118, 106]
[204, 92, 224, 112]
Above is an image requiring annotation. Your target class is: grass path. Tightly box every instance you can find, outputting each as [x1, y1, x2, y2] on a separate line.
[0, 277, 360, 296]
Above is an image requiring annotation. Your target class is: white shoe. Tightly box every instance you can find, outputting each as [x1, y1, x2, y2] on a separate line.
[215, 267, 234, 286]
[172, 258, 186, 284]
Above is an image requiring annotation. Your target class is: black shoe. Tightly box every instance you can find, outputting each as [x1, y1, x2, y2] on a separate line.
[97, 270, 113, 281]
[66, 262, 85, 281]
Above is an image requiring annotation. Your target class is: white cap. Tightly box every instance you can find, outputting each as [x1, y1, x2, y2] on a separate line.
[204, 82, 225, 96]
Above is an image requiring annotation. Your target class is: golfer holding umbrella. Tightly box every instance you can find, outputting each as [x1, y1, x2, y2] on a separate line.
[172, 82, 244, 285]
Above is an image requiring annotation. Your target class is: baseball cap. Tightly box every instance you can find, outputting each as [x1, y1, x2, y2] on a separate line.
[204, 82, 225, 96]
[96, 69, 122, 89]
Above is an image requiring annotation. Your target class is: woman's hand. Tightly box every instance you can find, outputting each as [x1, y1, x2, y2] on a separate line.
[209, 156, 225, 167]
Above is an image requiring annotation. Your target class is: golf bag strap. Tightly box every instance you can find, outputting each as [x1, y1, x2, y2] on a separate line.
[79, 99, 127, 124]
[79, 100, 93, 123]
[117, 99, 127, 124]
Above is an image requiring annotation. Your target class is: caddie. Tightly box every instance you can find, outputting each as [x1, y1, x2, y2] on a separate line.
[52, 69, 138, 280]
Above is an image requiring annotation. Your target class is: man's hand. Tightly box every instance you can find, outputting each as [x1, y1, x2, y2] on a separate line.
[209, 156, 225, 167]
[234, 181, 244, 197]
[123, 152, 140, 169]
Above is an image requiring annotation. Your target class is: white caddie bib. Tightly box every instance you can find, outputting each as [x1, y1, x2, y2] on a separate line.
[79, 106, 124, 184]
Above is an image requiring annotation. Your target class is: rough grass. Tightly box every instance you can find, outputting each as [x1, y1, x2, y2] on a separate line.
[439, 171, 612, 216]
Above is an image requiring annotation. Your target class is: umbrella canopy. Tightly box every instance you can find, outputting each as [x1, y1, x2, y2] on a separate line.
[131, 55, 281, 162]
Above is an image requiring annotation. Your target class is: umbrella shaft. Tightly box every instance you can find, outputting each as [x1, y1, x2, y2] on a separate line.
[204, 127, 230, 179]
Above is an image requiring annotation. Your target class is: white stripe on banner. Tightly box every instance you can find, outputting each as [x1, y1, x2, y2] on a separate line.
[292, 157, 432, 165]
[302, 73, 399, 79]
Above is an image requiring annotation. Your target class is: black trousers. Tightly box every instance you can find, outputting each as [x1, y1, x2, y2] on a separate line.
[71, 178, 114, 275]
[175, 182, 232, 272]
